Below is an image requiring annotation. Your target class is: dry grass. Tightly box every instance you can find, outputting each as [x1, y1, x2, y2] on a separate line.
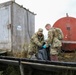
[10, 42, 29, 58]
[58, 52, 76, 62]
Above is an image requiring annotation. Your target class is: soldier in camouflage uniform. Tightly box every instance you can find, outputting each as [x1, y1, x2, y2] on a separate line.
[45, 24, 64, 61]
[54, 28, 64, 55]
[27, 28, 44, 59]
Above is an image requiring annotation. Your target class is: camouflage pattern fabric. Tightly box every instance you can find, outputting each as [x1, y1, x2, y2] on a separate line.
[46, 27, 63, 55]
[46, 27, 55, 46]
[54, 28, 64, 40]
[52, 37, 62, 48]
[27, 32, 44, 58]
[50, 37, 62, 55]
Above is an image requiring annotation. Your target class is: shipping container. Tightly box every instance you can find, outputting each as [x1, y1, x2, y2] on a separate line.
[0, 1, 35, 55]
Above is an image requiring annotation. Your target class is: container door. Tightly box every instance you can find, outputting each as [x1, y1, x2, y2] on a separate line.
[0, 6, 11, 51]
[66, 23, 71, 40]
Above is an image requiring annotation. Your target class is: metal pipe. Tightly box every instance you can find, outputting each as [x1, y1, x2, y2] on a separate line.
[22, 61, 76, 70]
[0, 56, 76, 67]
[0, 59, 19, 65]
[0, 56, 76, 70]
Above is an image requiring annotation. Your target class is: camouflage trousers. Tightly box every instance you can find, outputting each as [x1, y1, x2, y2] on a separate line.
[50, 47, 61, 55]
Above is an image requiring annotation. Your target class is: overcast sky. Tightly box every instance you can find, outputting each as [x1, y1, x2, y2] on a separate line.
[0, 0, 76, 39]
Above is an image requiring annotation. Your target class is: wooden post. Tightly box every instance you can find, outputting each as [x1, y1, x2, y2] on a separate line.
[19, 63, 24, 75]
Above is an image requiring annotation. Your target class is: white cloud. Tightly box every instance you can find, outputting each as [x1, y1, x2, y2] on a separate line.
[0, 0, 76, 39]
[0, 0, 10, 3]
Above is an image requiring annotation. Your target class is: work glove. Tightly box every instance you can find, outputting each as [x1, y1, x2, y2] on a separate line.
[42, 44, 47, 49]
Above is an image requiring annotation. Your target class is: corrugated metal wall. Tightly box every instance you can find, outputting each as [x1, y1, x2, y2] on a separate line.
[0, 1, 35, 55]
[12, 3, 26, 51]
[27, 11, 35, 39]
[12, 2, 35, 53]
[0, 3, 11, 51]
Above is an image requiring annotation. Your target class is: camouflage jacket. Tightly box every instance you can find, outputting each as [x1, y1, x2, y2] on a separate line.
[28, 32, 44, 54]
[52, 37, 62, 48]
[46, 27, 55, 46]
[46, 27, 63, 48]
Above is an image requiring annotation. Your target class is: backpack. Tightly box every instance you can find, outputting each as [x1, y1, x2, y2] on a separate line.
[55, 28, 64, 40]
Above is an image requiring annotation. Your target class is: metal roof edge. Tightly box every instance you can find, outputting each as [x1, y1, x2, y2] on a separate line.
[0, 1, 36, 15]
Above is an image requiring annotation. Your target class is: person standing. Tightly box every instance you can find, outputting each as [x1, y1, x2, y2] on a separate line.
[44, 24, 64, 61]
